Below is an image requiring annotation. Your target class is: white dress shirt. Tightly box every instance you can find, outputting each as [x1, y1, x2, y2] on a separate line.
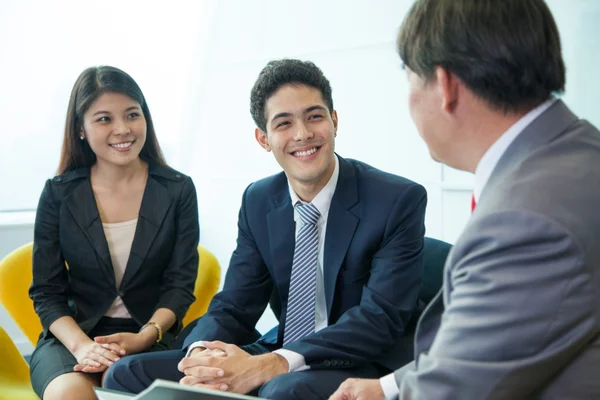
[379, 96, 557, 399]
[187, 156, 340, 373]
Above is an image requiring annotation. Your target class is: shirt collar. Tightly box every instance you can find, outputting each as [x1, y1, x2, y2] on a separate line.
[288, 155, 340, 219]
[473, 97, 557, 201]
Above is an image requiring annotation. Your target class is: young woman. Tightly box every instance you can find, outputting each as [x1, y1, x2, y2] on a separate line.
[29, 66, 199, 400]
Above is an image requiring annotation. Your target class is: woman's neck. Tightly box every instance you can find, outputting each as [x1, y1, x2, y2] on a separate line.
[91, 158, 147, 189]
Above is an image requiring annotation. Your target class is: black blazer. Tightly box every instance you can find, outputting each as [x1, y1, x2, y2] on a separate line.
[183, 155, 427, 371]
[29, 163, 199, 339]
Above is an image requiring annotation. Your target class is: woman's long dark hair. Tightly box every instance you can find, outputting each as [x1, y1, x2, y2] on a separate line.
[57, 66, 167, 174]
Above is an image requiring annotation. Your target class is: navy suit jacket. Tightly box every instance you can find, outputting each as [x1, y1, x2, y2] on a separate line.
[183, 156, 426, 371]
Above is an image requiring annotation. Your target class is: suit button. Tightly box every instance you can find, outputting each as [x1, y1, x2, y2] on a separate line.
[323, 360, 331, 367]
[118, 290, 125, 297]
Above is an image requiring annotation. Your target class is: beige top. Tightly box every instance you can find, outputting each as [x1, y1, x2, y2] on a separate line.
[102, 218, 137, 318]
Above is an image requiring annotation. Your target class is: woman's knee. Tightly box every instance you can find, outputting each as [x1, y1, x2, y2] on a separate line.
[43, 372, 98, 400]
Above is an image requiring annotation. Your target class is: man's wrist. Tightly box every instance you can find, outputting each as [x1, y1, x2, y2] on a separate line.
[380, 373, 400, 399]
[190, 347, 207, 357]
[185, 341, 208, 357]
[252, 353, 289, 386]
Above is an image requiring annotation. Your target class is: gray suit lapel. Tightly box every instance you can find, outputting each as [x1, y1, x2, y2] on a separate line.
[480, 100, 578, 205]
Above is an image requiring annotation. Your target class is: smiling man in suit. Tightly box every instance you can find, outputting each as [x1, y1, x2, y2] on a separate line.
[104, 59, 427, 399]
[330, 0, 600, 399]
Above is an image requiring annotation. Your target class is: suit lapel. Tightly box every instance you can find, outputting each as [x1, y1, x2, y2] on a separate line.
[121, 174, 173, 288]
[481, 100, 578, 205]
[267, 176, 295, 303]
[65, 177, 115, 285]
[324, 157, 360, 317]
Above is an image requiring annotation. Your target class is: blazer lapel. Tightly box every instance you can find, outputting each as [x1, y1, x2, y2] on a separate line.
[121, 174, 173, 288]
[267, 177, 295, 304]
[65, 177, 115, 285]
[324, 157, 360, 317]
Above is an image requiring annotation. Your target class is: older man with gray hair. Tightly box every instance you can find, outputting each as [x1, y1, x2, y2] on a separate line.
[331, 0, 600, 399]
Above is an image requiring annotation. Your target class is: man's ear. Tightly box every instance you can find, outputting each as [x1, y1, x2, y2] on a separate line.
[435, 66, 459, 114]
[331, 110, 338, 137]
[255, 128, 271, 151]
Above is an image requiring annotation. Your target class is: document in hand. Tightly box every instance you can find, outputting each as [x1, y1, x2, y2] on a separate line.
[94, 379, 264, 400]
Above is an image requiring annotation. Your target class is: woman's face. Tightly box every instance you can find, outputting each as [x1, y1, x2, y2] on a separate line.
[80, 92, 147, 168]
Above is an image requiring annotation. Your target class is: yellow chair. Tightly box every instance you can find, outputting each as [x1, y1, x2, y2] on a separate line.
[0, 242, 221, 346]
[183, 245, 221, 327]
[0, 325, 37, 400]
[0, 242, 220, 400]
[0, 243, 41, 346]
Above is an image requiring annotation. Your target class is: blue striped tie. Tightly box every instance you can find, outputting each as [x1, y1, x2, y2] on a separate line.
[283, 202, 321, 345]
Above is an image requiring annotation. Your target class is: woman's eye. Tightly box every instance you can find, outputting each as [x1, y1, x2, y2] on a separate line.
[128, 112, 140, 119]
[97, 116, 110, 122]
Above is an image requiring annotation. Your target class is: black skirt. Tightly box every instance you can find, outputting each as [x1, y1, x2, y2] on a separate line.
[29, 317, 172, 398]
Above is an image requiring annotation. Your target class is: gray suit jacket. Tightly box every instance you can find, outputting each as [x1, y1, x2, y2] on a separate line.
[395, 100, 600, 399]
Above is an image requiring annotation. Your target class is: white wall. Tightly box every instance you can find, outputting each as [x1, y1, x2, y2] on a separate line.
[185, 0, 469, 336]
[183, 0, 600, 334]
[1, 0, 599, 354]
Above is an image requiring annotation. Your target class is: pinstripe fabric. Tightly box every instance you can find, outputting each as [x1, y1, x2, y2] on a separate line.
[283, 202, 320, 345]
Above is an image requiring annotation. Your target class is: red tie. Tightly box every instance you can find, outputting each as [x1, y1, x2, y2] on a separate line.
[471, 193, 477, 213]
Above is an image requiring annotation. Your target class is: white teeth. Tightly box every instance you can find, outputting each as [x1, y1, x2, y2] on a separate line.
[293, 147, 318, 157]
[110, 142, 133, 149]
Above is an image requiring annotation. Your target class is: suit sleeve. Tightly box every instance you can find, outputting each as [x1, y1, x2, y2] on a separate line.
[397, 211, 597, 399]
[155, 176, 200, 324]
[283, 183, 427, 369]
[29, 179, 72, 333]
[182, 184, 272, 350]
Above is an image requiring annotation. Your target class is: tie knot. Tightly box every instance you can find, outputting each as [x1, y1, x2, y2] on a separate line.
[295, 202, 320, 225]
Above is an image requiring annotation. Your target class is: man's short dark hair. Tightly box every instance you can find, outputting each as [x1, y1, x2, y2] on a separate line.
[397, 0, 566, 112]
[250, 59, 334, 132]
